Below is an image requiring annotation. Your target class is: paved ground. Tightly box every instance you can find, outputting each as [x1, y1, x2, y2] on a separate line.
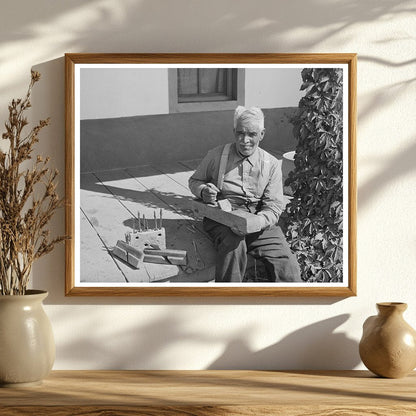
[80, 159, 217, 283]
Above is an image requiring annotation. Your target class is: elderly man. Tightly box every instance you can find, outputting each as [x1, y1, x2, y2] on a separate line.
[189, 106, 301, 283]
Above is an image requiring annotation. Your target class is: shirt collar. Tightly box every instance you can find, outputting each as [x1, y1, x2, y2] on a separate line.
[232, 143, 259, 166]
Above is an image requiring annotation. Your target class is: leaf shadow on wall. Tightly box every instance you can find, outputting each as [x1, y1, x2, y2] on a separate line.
[356, 52, 416, 210]
[207, 314, 360, 370]
[52, 306, 359, 370]
[52, 307, 221, 369]
[53, 310, 361, 371]
[0, 0, 414, 97]
[358, 139, 416, 209]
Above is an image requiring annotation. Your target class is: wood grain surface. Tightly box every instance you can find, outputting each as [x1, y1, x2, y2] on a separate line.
[0, 370, 415, 415]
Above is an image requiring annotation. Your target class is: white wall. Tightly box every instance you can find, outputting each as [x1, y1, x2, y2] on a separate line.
[0, 0, 415, 371]
[79, 67, 303, 119]
[80, 68, 169, 119]
[245, 68, 303, 108]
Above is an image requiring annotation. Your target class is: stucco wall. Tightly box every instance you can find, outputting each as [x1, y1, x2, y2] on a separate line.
[80, 68, 170, 119]
[0, 0, 415, 371]
[245, 68, 303, 108]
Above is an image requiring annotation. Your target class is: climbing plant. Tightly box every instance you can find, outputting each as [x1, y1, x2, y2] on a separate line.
[285, 68, 344, 282]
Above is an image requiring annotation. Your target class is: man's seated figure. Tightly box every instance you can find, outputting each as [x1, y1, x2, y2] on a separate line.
[188, 106, 301, 283]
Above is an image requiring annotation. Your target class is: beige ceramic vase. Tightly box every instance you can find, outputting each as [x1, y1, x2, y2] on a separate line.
[0, 290, 55, 387]
[359, 302, 416, 378]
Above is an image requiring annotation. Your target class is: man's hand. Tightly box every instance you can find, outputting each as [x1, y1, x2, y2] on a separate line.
[201, 183, 220, 205]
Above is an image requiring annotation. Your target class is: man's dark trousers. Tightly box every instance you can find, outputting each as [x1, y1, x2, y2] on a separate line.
[203, 217, 301, 283]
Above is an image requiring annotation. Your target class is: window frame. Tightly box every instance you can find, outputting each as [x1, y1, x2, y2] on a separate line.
[168, 68, 245, 113]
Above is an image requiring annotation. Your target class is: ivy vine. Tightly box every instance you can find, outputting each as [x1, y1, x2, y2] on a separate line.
[284, 68, 344, 282]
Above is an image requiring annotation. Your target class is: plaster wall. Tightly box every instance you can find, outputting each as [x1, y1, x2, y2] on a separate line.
[0, 0, 415, 371]
[80, 68, 169, 119]
[245, 68, 303, 108]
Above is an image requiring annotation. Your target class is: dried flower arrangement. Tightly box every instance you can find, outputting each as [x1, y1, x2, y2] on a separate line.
[0, 71, 65, 295]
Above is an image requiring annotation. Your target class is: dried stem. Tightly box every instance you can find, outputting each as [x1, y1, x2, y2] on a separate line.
[0, 71, 66, 295]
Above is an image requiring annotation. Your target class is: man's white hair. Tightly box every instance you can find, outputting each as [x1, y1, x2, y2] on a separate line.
[233, 106, 264, 130]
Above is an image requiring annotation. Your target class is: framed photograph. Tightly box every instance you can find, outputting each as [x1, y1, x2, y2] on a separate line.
[65, 53, 356, 296]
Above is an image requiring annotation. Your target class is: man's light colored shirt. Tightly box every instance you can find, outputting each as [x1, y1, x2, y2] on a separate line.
[188, 143, 284, 228]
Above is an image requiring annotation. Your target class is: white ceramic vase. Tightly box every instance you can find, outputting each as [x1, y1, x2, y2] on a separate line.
[0, 290, 55, 387]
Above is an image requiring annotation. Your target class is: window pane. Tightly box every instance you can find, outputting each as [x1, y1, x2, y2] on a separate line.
[199, 69, 227, 94]
[169, 68, 244, 112]
[178, 69, 198, 95]
[176, 68, 237, 103]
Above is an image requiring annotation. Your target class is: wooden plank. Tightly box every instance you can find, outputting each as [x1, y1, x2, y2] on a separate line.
[144, 253, 187, 266]
[190, 199, 264, 234]
[112, 242, 142, 269]
[96, 168, 215, 282]
[144, 248, 187, 258]
[4, 405, 416, 416]
[0, 370, 415, 415]
[3, 405, 416, 416]
[115, 240, 187, 266]
[79, 210, 126, 283]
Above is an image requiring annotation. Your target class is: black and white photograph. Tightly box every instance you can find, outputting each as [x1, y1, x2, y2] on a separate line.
[65, 54, 356, 296]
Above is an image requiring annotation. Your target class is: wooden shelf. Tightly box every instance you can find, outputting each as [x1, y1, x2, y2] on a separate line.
[1, 370, 415, 415]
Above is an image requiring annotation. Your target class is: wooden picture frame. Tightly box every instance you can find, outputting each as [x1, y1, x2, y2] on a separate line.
[65, 53, 356, 296]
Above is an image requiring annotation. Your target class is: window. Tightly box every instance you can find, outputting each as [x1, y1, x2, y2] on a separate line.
[169, 68, 245, 113]
[178, 69, 236, 102]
